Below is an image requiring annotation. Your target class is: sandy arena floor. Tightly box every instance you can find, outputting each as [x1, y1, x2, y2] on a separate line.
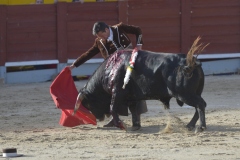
[0, 75, 240, 160]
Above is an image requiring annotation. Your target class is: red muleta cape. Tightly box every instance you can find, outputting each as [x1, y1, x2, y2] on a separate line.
[50, 67, 96, 127]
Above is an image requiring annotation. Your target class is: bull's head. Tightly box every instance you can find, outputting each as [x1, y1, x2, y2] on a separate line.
[73, 90, 110, 121]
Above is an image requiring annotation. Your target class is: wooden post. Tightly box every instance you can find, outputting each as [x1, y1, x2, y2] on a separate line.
[0, 6, 7, 66]
[180, 0, 191, 54]
[57, 2, 68, 63]
[118, 0, 128, 24]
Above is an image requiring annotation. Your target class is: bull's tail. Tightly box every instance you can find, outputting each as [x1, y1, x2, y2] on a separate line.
[176, 37, 209, 78]
[176, 36, 209, 77]
[186, 36, 209, 68]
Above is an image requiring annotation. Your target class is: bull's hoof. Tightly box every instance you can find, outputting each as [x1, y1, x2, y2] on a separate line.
[131, 125, 141, 131]
[105, 114, 111, 118]
[164, 105, 169, 110]
[186, 124, 195, 131]
[195, 126, 206, 133]
[103, 119, 114, 127]
[118, 121, 127, 131]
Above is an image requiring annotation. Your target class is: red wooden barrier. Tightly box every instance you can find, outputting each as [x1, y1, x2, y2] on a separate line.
[0, 0, 239, 66]
[0, 6, 7, 66]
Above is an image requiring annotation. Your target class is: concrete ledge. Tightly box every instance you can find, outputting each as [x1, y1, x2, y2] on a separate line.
[67, 58, 104, 64]
[0, 56, 239, 84]
[6, 69, 57, 84]
[202, 58, 240, 75]
[5, 60, 59, 67]
[0, 66, 5, 79]
[197, 53, 240, 59]
[4, 60, 59, 84]
[67, 58, 103, 76]
[0, 78, 4, 85]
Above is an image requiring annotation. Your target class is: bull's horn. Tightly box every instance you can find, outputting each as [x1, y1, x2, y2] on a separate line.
[72, 93, 83, 115]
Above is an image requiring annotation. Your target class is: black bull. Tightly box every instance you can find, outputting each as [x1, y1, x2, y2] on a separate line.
[74, 38, 208, 132]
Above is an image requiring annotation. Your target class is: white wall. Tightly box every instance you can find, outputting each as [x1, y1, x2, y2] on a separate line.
[1, 55, 240, 84]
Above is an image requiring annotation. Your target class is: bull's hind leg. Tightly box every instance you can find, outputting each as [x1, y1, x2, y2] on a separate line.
[195, 106, 206, 132]
[180, 95, 207, 132]
[186, 108, 199, 130]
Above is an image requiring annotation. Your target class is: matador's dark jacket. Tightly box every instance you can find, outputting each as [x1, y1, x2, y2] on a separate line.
[73, 22, 143, 67]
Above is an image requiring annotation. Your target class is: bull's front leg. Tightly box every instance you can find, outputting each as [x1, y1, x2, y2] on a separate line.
[186, 108, 199, 131]
[109, 91, 127, 130]
[195, 107, 206, 133]
[110, 110, 127, 130]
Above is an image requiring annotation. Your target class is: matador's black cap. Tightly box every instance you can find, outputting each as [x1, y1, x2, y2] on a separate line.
[92, 22, 109, 35]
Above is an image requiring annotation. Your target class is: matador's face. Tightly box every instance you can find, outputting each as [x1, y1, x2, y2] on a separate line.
[96, 28, 110, 41]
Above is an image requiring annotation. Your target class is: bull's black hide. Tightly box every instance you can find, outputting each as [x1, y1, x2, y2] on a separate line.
[75, 38, 207, 132]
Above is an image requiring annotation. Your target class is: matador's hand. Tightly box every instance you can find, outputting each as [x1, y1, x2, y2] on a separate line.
[68, 65, 75, 71]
